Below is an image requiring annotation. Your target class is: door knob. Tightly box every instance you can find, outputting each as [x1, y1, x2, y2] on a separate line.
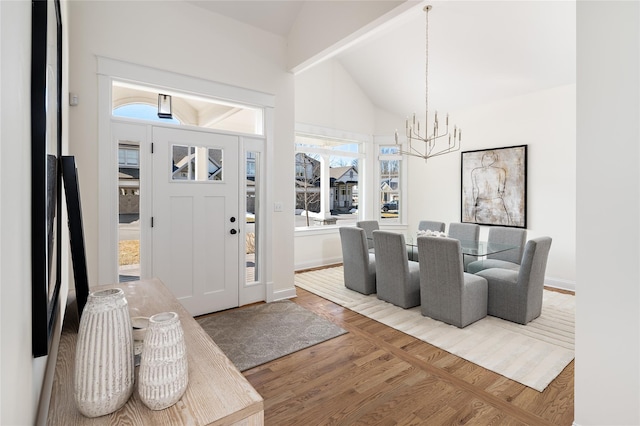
[230, 217, 236, 223]
[230, 229, 238, 235]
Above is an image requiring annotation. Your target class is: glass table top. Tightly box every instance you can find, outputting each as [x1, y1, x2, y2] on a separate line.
[369, 235, 518, 257]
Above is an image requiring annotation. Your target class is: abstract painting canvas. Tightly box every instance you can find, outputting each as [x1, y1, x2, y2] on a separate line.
[461, 145, 527, 228]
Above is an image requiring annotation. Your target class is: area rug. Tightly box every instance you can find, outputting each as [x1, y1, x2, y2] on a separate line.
[295, 266, 575, 392]
[197, 300, 347, 371]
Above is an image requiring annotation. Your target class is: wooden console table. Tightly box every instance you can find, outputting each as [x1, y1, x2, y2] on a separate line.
[47, 278, 264, 425]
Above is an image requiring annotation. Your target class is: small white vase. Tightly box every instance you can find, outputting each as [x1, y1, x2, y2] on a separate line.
[74, 288, 134, 417]
[138, 311, 189, 410]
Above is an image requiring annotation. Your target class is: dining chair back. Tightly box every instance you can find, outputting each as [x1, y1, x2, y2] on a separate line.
[476, 237, 552, 324]
[418, 220, 446, 233]
[372, 230, 420, 309]
[487, 227, 527, 263]
[466, 226, 527, 274]
[339, 227, 376, 295]
[417, 236, 488, 328]
[448, 223, 480, 271]
[356, 220, 379, 252]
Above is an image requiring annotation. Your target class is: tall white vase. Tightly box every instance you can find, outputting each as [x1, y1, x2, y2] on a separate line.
[74, 288, 134, 417]
[138, 311, 189, 410]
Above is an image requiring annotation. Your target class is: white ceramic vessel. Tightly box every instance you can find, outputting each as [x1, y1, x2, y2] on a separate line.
[74, 288, 134, 418]
[138, 311, 189, 410]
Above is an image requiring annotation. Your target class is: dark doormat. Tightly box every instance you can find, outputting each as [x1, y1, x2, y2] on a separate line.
[197, 300, 347, 371]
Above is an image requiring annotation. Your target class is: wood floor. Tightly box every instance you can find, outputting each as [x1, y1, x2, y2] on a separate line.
[242, 286, 574, 425]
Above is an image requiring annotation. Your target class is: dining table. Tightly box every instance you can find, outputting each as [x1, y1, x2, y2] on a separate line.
[410, 238, 517, 258]
[369, 234, 518, 263]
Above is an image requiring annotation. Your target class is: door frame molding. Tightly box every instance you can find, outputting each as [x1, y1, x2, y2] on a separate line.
[97, 57, 274, 305]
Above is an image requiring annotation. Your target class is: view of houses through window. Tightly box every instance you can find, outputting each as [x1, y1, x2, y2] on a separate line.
[378, 145, 401, 222]
[295, 134, 361, 228]
[246, 151, 258, 282]
[294, 135, 404, 228]
[118, 142, 142, 282]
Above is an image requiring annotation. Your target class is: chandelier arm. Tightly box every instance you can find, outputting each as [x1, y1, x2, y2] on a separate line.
[426, 145, 461, 158]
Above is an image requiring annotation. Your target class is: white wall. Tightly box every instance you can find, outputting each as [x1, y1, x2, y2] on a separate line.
[405, 85, 576, 289]
[296, 58, 376, 133]
[1, 1, 70, 424]
[295, 57, 576, 290]
[575, 1, 640, 424]
[0, 4, 33, 423]
[294, 58, 378, 269]
[67, 1, 295, 294]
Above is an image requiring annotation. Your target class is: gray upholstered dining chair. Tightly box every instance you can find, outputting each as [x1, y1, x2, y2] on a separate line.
[409, 220, 446, 261]
[466, 227, 527, 274]
[356, 220, 379, 252]
[418, 220, 446, 233]
[417, 236, 488, 328]
[339, 227, 376, 295]
[447, 222, 480, 271]
[372, 230, 420, 309]
[475, 237, 552, 324]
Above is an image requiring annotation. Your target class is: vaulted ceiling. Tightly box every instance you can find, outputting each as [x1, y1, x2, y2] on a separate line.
[187, 1, 575, 118]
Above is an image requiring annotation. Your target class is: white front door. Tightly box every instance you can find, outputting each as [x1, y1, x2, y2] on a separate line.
[152, 127, 240, 316]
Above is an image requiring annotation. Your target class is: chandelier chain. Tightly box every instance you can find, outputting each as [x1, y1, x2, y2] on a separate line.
[425, 5, 429, 136]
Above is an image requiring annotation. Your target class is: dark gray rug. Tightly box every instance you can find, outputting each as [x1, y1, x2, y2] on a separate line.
[197, 300, 347, 371]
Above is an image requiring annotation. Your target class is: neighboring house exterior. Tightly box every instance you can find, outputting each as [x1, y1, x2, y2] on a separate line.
[295, 153, 321, 212]
[330, 166, 358, 211]
[119, 144, 140, 215]
[380, 177, 399, 204]
[294, 153, 358, 213]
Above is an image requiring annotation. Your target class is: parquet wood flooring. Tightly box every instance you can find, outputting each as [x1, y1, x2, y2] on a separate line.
[242, 287, 574, 425]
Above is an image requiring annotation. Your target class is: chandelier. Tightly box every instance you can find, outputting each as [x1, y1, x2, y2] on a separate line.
[395, 5, 461, 160]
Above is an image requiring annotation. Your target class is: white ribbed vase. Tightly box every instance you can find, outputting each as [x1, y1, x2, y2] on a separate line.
[74, 288, 134, 417]
[138, 311, 188, 410]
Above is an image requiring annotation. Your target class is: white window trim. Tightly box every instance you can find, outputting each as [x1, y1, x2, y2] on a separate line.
[294, 123, 370, 232]
[374, 135, 408, 227]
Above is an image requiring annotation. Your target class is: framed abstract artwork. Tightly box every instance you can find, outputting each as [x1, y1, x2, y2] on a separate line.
[31, 0, 63, 357]
[461, 145, 527, 229]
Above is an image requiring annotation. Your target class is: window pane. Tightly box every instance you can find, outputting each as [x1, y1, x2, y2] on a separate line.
[380, 158, 400, 222]
[172, 145, 223, 182]
[329, 155, 358, 227]
[112, 81, 263, 135]
[295, 152, 321, 227]
[246, 151, 259, 283]
[208, 148, 222, 181]
[117, 141, 140, 283]
[295, 133, 363, 228]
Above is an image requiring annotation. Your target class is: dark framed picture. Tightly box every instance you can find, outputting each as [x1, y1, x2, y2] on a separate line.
[461, 145, 527, 229]
[31, 0, 63, 357]
[61, 156, 90, 319]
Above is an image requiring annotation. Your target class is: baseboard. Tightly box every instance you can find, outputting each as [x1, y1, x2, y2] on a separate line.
[295, 257, 342, 272]
[271, 285, 297, 302]
[545, 276, 575, 293]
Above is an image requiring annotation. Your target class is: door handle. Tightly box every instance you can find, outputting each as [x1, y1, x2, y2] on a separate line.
[230, 229, 238, 235]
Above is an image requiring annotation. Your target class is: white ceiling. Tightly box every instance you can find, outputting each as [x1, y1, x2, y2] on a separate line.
[187, 1, 575, 118]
